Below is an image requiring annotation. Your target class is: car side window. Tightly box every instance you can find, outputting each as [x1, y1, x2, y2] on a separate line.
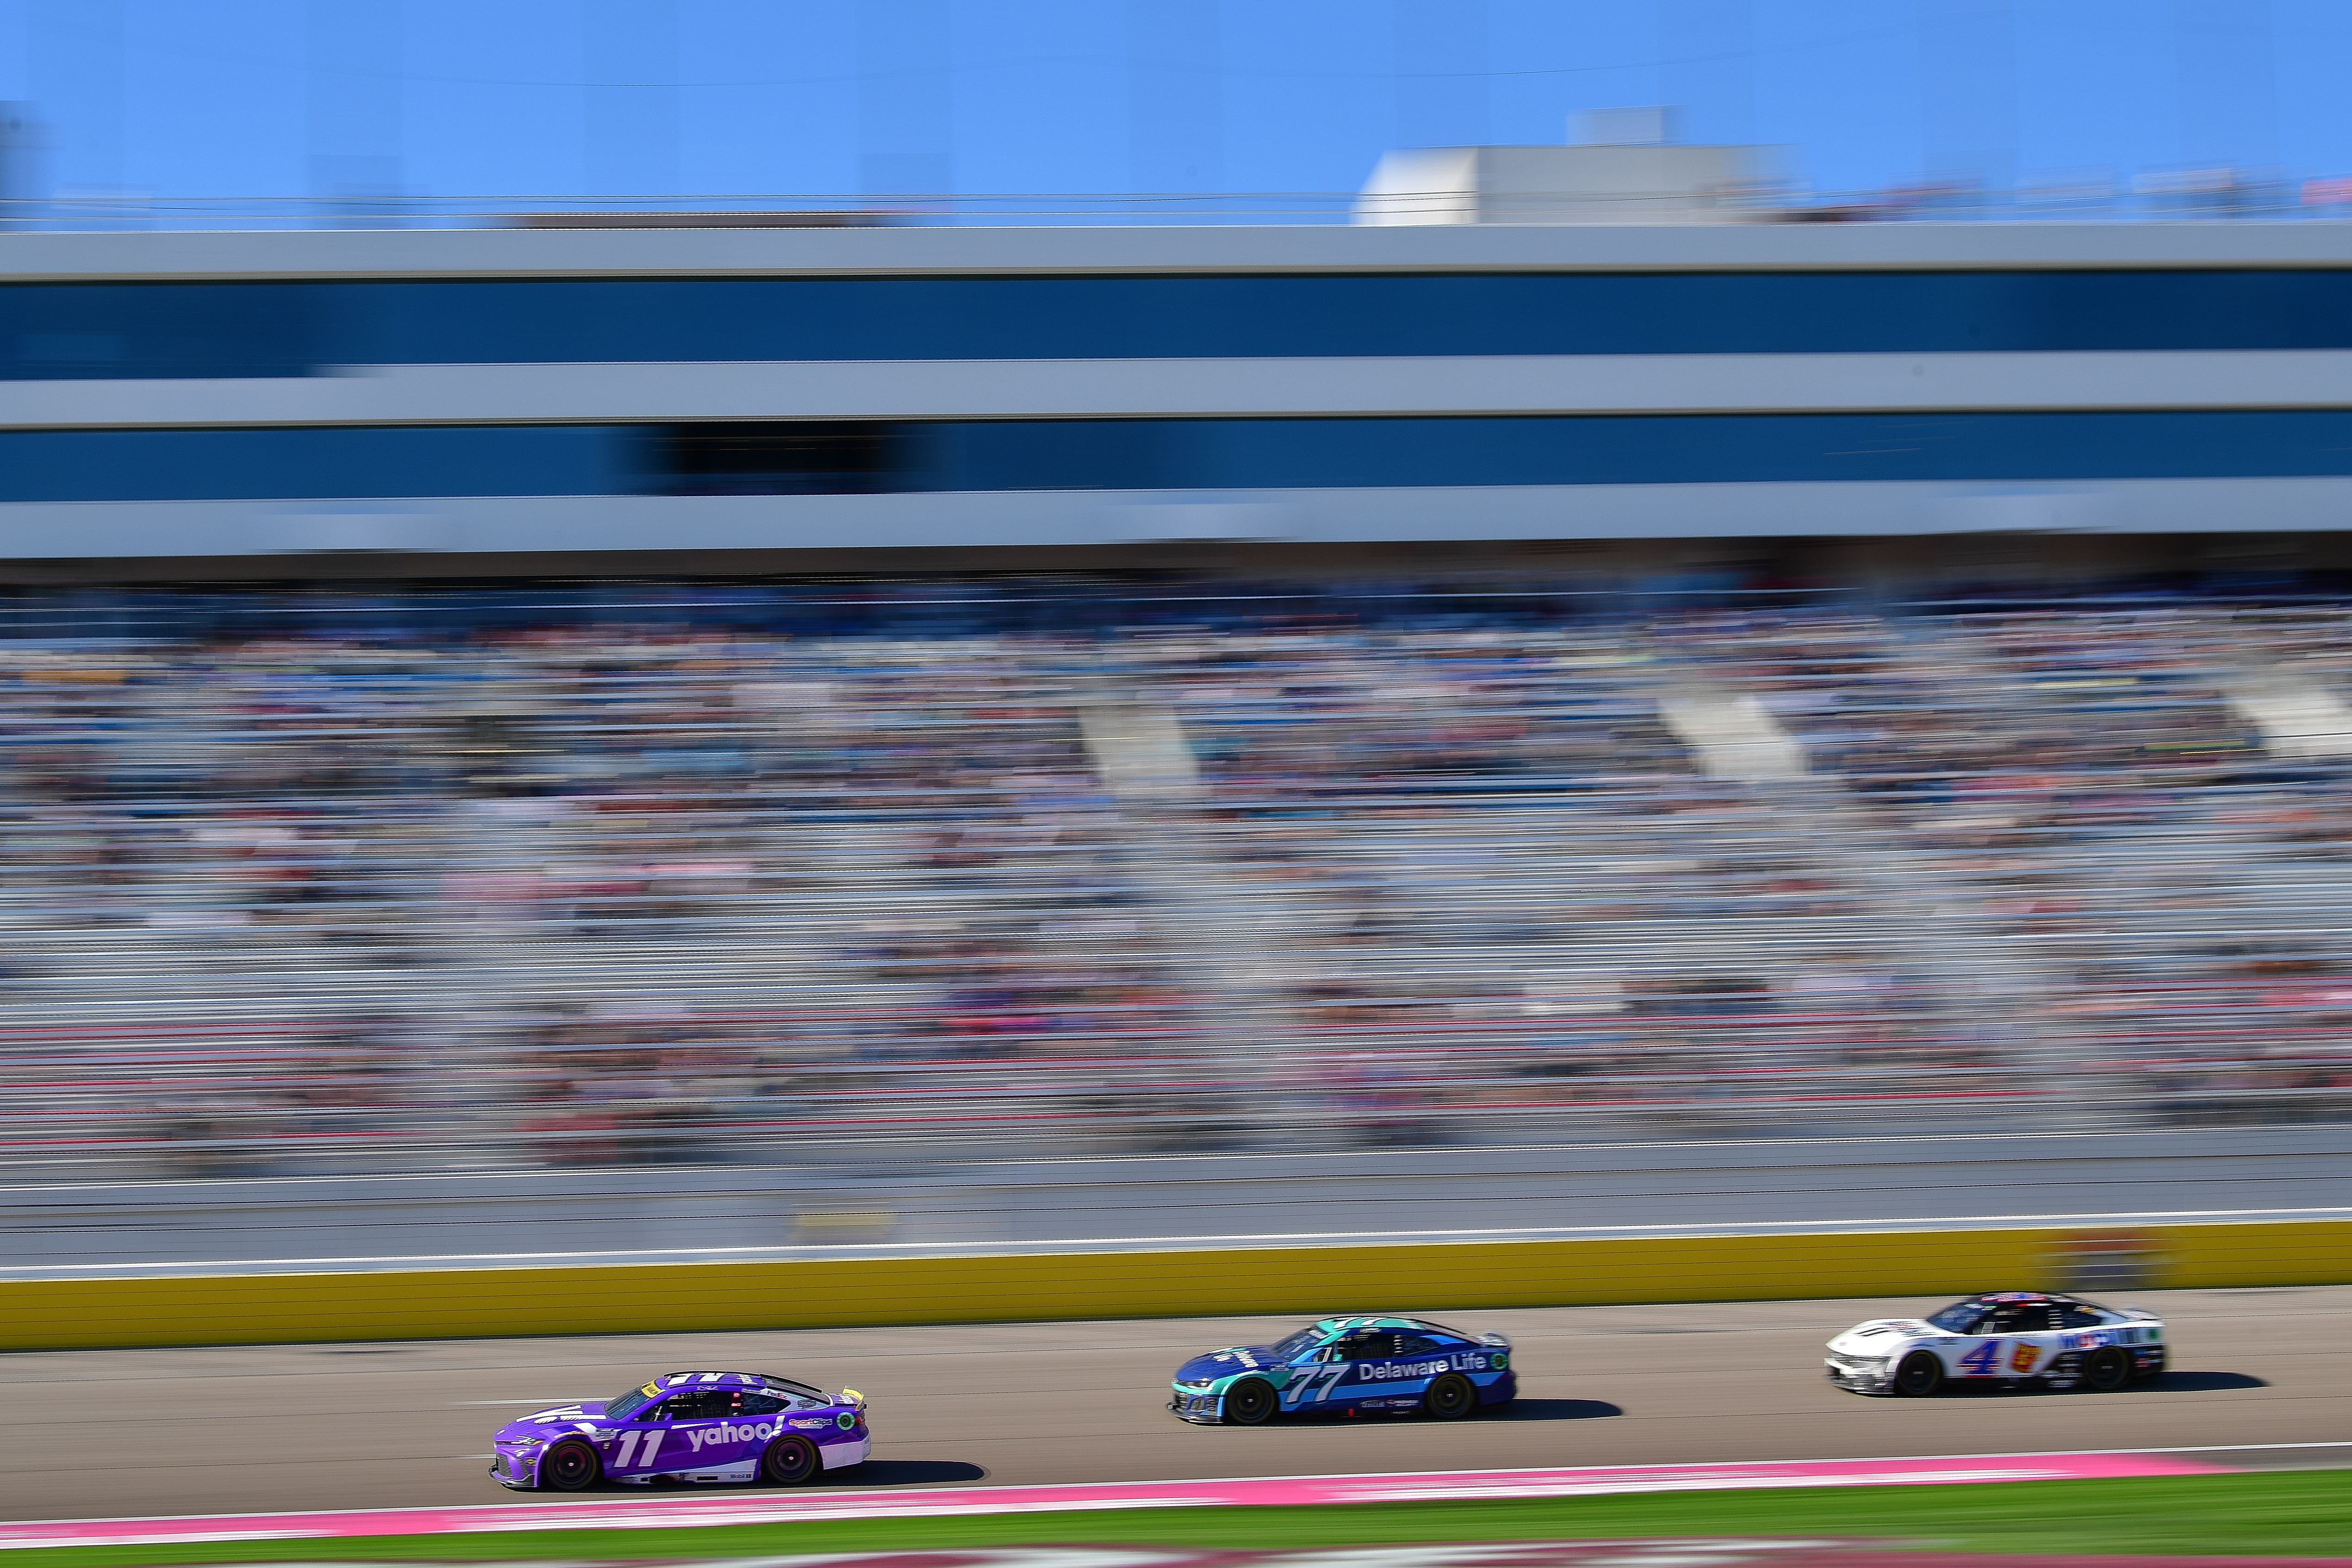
[739, 1392, 787, 1414]
[2054, 1305, 2102, 1329]
[1341, 1332, 1399, 1359]
[657, 1390, 731, 1420]
[1393, 1335, 1441, 1355]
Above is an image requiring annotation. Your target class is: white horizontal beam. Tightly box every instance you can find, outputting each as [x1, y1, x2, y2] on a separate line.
[0, 474, 2346, 560]
[5, 221, 2352, 282]
[6, 349, 2352, 429]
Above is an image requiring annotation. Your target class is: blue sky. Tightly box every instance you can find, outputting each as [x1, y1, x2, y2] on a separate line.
[1, 0, 2346, 204]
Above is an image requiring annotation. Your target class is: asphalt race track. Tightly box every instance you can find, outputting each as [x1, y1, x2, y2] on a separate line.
[4, 1285, 2345, 1524]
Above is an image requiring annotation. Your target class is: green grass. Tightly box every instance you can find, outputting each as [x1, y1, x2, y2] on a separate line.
[15, 1472, 2352, 1568]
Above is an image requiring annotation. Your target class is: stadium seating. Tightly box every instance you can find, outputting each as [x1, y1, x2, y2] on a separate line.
[2, 588, 2346, 1178]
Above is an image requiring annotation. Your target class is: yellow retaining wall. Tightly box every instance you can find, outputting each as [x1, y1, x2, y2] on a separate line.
[8, 1219, 2352, 1352]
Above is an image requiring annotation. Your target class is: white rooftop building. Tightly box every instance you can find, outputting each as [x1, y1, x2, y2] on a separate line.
[1356, 143, 1771, 226]
[1357, 109, 1772, 226]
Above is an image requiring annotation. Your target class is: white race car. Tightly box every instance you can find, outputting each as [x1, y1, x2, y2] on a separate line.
[1825, 1291, 2167, 1397]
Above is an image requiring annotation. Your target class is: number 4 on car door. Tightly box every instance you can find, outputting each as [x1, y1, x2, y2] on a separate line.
[1956, 1340, 2003, 1376]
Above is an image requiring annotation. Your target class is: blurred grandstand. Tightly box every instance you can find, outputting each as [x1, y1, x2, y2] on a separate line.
[9, 211, 2352, 1269]
[6, 574, 2351, 1192]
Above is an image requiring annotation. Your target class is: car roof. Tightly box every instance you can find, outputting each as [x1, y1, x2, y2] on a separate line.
[654, 1370, 828, 1399]
[1968, 1291, 2083, 1305]
[1309, 1315, 1470, 1336]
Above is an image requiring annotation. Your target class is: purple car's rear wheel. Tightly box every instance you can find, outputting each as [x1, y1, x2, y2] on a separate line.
[540, 1440, 600, 1491]
[761, 1434, 821, 1485]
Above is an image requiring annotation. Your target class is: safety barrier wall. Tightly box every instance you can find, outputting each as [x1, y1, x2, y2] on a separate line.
[8, 1220, 2351, 1351]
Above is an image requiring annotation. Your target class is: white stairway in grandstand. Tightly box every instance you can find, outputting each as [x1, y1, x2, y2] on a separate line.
[2223, 671, 2352, 760]
[1077, 692, 1310, 1148]
[1654, 686, 1811, 781]
[1651, 649, 2077, 1122]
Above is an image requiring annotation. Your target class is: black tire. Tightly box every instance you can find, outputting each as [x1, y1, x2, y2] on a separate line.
[1423, 1373, 1479, 1420]
[1223, 1378, 1279, 1425]
[1893, 1351, 1946, 1398]
[761, 1434, 822, 1485]
[2082, 1347, 2132, 1392]
[540, 1439, 601, 1491]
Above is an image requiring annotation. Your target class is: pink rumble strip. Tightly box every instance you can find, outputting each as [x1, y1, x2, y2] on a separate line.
[0, 1450, 2225, 1552]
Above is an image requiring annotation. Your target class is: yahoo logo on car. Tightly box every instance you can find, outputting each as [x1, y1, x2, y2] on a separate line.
[685, 1421, 781, 1451]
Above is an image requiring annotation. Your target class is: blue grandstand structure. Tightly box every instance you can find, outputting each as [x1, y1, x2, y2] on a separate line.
[2, 220, 2352, 565]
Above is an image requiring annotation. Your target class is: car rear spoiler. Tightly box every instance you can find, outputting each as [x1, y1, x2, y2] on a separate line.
[840, 1387, 867, 1410]
[1479, 1332, 1511, 1348]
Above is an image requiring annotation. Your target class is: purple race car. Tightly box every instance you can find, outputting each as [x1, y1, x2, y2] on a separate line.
[491, 1370, 868, 1490]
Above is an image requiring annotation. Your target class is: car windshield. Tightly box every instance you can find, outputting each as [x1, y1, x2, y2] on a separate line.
[1267, 1327, 1327, 1361]
[1925, 1300, 1986, 1331]
[601, 1384, 659, 1420]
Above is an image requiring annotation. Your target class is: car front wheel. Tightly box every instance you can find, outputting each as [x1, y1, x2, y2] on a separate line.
[1893, 1351, 1945, 1397]
[1423, 1373, 1479, 1420]
[540, 1440, 600, 1491]
[761, 1434, 822, 1485]
[1223, 1379, 1279, 1425]
[2082, 1347, 2132, 1392]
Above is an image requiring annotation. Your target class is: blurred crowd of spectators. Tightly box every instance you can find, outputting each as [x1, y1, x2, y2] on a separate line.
[1779, 168, 2352, 222]
[3, 582, 2349, 1178]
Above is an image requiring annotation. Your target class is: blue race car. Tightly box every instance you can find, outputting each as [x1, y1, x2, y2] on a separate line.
[1169, 1315, 1516, 1424]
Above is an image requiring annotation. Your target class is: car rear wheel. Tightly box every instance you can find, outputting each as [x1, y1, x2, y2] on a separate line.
[2082, 1347, 2132, 1392]
[540, 1440, 600, 1491]
[1893, 1351, 1945, 1397]
[1423, 1373, 1478, 1420]
[761, 1434, 822, 1485]
[1223, 1379, 1279, 1425]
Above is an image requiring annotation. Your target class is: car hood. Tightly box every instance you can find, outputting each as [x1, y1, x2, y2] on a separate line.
[1827, 1319, 1936, 1353]
[493, 1404, 607, 1441]
[1174, 1346, 1280, 1384]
